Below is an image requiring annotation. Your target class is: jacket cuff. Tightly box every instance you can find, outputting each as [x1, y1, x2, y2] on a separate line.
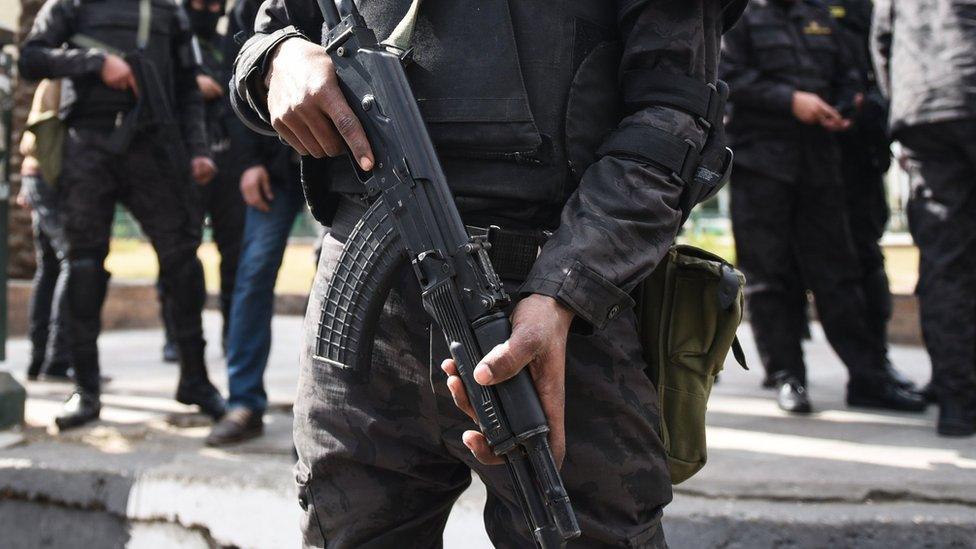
[770, 85, 796, 115]
[232, 26, 307, 135]
[83, 50, 107, 74]
[520, 260, 635, 331]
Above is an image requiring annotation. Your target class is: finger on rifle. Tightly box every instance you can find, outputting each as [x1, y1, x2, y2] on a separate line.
[473, 331, 535, 386]
[441, 359, 477, 422]
[320, 91, 374, 171]
[462, 430, 503, 465]
[273, 121, 309, 156]
[288, 117, 327, 158]
[530, 352, 567, 468]
[302, 108, 346, 157]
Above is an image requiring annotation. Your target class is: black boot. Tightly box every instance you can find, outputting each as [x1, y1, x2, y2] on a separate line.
[884, 361, 917, 391]
[175, 340, 226, 420]
[847, 377, 927, 413]
[937, 399, 976, 437]
[54, 390, 101, 431]
[26, 359, 43, 381]
[162, 341, 179, 364]
[919, 381, 938, 404]
[777, 377, 812, 414]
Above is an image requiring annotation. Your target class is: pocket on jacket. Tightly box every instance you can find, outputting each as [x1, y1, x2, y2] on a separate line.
[564, 40, 623, 181]
[400, 0, 545, 159]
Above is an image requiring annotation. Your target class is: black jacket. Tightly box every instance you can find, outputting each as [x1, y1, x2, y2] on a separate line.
[20, 0, 208, 158]
[720, 0, 861, 180]
[871, 0, 976, 134]
[231, 0, 744, 330]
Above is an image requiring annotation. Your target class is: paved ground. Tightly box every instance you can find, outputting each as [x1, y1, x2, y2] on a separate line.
[1, 312, 974, 548]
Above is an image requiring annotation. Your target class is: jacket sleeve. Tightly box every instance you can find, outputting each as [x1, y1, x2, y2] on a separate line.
[230, 0, 319, 135]
[719, 15, 796, 115]
[869, 0, 893, 98]
[519, 1, 716, 329]
[170, 6, 209, 159]
[18, 0, 106, 80]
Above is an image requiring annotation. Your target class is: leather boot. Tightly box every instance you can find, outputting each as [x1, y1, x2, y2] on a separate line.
[175, 339, 226, 420]
[937, 398, 976, 437]
[54, 390, 101, 431]
[919, 381, 937, 404]
[777, 377, 812, 414]
[884, 361, 917, 391]
[847, 377, 927, 413]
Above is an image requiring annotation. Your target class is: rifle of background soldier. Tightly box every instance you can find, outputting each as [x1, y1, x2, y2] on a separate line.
[262, 14, 575, 469]
[99, 51, 217, 183]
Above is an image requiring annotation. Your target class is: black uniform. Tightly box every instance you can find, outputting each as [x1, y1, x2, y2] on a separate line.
[20, 0, 223, 419]
[828, 0, 893, 351]
[231, 0, 745, 545]
[721, 0, 891, 387]
[160, 3, 247, 345]
[872, 0, 976, 430]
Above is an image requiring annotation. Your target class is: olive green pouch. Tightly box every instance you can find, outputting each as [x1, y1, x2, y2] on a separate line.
[637, 245, 746, 484]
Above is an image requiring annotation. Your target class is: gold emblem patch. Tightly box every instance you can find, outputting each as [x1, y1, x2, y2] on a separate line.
[803, 20, 833, 35]
[829, 5, 847, 19]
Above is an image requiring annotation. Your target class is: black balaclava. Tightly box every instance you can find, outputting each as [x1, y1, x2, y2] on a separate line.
[186, 0, 225, 40]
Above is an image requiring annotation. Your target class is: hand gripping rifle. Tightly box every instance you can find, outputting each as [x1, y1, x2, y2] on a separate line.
[311, 1, 580, 546]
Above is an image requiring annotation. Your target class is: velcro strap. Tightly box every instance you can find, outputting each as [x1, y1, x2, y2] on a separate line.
[623, 70, 724, 125]
[598, 125, 700, 183]
[467, 226, 549, 282]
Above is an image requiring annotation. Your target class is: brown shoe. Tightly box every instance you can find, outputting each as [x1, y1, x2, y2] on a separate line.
[205, 407, 264, 447]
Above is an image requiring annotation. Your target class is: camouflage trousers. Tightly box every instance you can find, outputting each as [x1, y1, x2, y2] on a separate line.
[294, 233, 672, 548]
[899, 119, 976, 404]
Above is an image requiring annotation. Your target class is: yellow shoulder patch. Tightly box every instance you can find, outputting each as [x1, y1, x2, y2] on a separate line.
[829, 5, 847, 19]
[803, 20, 833, 35]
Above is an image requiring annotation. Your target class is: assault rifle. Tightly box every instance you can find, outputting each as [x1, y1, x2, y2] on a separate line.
[311, 1, 580, 546]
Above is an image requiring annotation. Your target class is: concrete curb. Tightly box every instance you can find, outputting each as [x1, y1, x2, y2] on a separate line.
[0, 446, 301, 548]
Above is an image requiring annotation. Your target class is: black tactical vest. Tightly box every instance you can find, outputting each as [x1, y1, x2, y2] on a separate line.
[304, 0, 745, 227]
[62, 0, 192, 126]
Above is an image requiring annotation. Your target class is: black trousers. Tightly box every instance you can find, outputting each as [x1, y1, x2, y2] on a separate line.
[23, 174, 71, 376]
[899, 119, 976, 404]
[160, 147, 245, 345]
[840, 137, 892, 349]
[731, 164, 887, 385]
[59, 127, 209, 395]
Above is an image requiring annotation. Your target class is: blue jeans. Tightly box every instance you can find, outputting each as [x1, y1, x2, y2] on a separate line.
[225, 181, 305, 413]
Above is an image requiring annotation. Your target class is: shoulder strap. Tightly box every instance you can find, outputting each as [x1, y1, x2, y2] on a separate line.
[136, 0, 152, 50]
[381, 0, 423, 52]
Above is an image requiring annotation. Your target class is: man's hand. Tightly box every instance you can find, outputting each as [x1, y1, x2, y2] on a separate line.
[239, 165, 273, 212]
[196, 74, 224, 100]
[100, 54, 138, 94]
[441, 294, 574, 467]
[191, 156, 217, 184]
[791, 91, 849, 129]
[264, 37, 374, 169]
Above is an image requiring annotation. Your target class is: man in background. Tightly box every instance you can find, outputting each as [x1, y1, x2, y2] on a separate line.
[828, 0, 916, 391]
[204, 0, 304, 446]
[721, 0, 924, 414]
[20, 0, 226, 429]
[872, 0, 976, 436]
